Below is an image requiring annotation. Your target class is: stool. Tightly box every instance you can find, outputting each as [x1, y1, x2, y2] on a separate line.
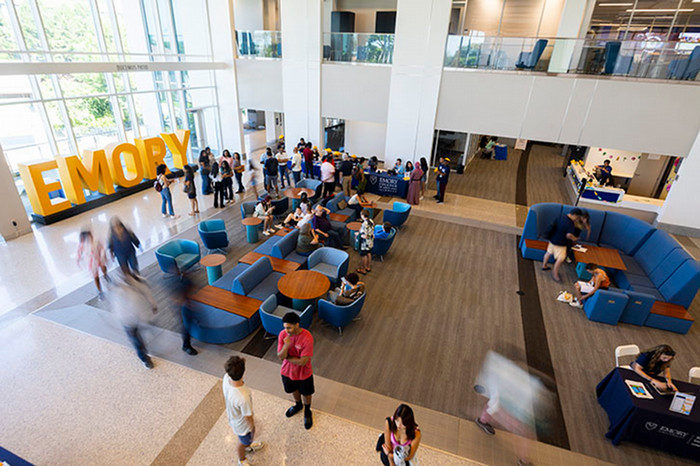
[200, 254, 226, 285]
[576, 262, 592, 281]
[241, 217, 262, 243]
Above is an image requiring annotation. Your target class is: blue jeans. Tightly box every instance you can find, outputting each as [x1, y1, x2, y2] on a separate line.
[200, 171, 211, 194]
[279, 166, 291, 188]
[125, 326, 148, 362]
[161, 187, 174, 215]
[292, 171, 302, 186]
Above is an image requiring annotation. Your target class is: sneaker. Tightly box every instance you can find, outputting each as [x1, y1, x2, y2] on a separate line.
[142, 357, 154, 369]
[262, 230, 271, 236]
[182, 345, 198, 356]
[275, 223, 284, 228]
[569, 299, 583, 309]
[304, 411, 313, 430]
[565, 257, 572, 264]
[286, 404, 303, 418]
[162, 213, 168, 218]
[474, 417, 495, 435]
[245, 442, 265, 453]
[170, 214, 180, 219]
[437, 200, 444, 204]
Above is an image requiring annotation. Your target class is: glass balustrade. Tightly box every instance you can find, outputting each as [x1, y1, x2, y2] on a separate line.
[444, 34, 700, 82]
[236, 31, 282, 59]
[322, 33, 394, 65]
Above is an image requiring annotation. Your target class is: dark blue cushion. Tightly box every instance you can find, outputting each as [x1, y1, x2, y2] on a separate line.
[599, 212, 654, 255]
[658, 260, 700, 308]
[272, 229, 299, 259]
[533, 203, 563, 240]
[630, 284, 664, 301]
[247, 272, 284, 301]
[183, 302, 253, 344]
[627, 273, 655, 289]
[212, 263, 250, 291]
[233, 257, 274, 295]
[254, 236, 283, 256]
[645, 312, 693, 335]
[632, 230, 680, 275]
[647, 248, 691, 289]
[282, 251, 308, 264]
[620, 254, 645, 276]
[583, 289, 628, 325]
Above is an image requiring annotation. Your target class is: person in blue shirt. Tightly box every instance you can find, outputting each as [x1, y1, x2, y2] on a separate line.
[595, 160, 613, 186]
[394, 159, 404, 176]
[374, 222, 392, 240]
[434, 157, 450, 204]
[632, 344, 678, 392]
[542, 208, 582, 282]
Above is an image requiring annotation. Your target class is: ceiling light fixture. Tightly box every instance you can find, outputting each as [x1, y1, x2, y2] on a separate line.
[626, 8, 694, 12]
[598, 3, 633, 6]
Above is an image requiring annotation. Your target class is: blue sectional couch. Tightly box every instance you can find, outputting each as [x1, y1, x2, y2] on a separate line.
[326, 192, 357, 223]
[230, 256, 285, 301]
[521, 203, 699, 331]
[253, 229, 308, 264]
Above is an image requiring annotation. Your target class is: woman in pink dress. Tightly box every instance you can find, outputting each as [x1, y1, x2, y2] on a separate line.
[77, 229, 108, 296]
[406, 161, 423, 205]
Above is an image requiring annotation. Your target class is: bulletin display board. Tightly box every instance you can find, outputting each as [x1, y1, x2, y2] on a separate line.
[584, 147, 642, 179]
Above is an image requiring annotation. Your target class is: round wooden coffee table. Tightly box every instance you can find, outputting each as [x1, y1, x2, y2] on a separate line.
[346, 221, 362, 250]
[277, 270, 330, 310]
[241, 217, 262, 243]
[284, 187, 315, 209]
[200, 253, 226, 284]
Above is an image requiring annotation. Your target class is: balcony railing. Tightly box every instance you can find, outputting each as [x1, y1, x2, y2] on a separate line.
[444, 34, 700, 82]
[323, 33, 394, 65]
[236, 31, 282, 59]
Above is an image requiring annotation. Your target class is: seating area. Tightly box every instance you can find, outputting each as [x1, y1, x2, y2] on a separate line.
[383, 202, 411, 229]
[520, 203, 699, 333]
[155, 239, 201, 276]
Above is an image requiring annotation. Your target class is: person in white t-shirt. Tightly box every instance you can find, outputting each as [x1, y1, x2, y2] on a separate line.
[223, 356, 264, 466]
[320, 155, 336, 198]
[291, 147, 303, 186]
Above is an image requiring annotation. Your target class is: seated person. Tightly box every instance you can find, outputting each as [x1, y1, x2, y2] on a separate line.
[393, 158, 404, 176]
[631, 344, 678, 392]
[278, 206, 303, 229]
[327, 272, 365, 305]
[595, 160, 613, 186]
[296, 223, 322, 255]
[347, 189, 367, 216]
[299, 192, 311, 215]
[254, 196, 275, 236]
[368, 156, 378, 173]
[570, 263, 610, 308]
[374, 222, 392, 240]
[312, 205, 346, 249]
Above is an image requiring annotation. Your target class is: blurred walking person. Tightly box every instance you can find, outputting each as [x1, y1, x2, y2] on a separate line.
[77, 228, 108, 297]
[108, 217, 141, 277]
[164, 272, 199, 356]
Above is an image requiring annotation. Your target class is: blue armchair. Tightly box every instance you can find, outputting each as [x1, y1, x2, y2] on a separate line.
[668, 45, 700, 80]
[372, 227, 396, 261]
[515, 39, 548, 70]
[307, 247, 349, 284]
[271, 196, 289, 216]
[297, 179, 323, 200]
[603, 41, 621, 75]
[156, 239, 201, 276]
[318, 292, 366, 335]
[383, 202, 411, 229]
[198, 219, 229, 253]
[259, 295, 312, 338]
[240, 201, 257, 220]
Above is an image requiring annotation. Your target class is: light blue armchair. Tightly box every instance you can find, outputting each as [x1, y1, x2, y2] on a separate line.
[318, 292, 366, 335]
[297, 179, 323, 200]
[198, 219, 229, 253]
[156, 239, 201, 276]
[383, 202, 411, 229]
[307, 247, 349, 284]
[259, 295, 313, 338]
[372, 227, 396, 261]
[240, 201, 257, 220]
[515, 39, 548, 70]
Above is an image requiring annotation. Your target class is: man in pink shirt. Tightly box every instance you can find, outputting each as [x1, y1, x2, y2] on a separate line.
[320, 155, 336, 199]
[277, 312, 315, 429]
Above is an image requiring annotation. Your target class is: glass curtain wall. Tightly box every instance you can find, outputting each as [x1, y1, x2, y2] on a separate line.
[458, 0, 566, 37]
[0, 0, 219, 212]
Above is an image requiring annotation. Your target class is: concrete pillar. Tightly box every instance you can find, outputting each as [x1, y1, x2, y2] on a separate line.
[0, 144, 32, 240]
[210, 0, 246, 156]
[383, 0, 452, 167]
[656, 131, 700, 237]
[233, 0, 264, 30]
[264, 111, 280, 144]
[280, 0, 323, 150]
[548, 0, 595, 73]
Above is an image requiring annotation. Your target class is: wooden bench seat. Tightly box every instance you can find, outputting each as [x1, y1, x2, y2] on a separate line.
[329, 212, 350, 223]
[190, 286, 262, 319]
[645, 301, 694, 334]
[524, 239, 548, 250]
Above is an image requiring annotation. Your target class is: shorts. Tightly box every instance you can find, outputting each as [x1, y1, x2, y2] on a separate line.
[281, 374, 315, 396]
[577, 281, 594, 294]
[187, 193, 196, 199]
[237, 431, 253, 446]
[546, 242, 567, 262]
[266, 175, 278, 186]
[359, 248, 371, 256]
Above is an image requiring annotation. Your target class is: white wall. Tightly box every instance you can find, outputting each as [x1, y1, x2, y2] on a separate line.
[436, 70, 700, 157]
[321, 63, 391, 123]
[235, 59, 284, 111]
[344, 120, 387, 157]
[657, 131, 700, 234]
[234, 0, 264, 30]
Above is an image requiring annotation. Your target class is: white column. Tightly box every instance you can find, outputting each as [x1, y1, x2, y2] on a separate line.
[0, 144, 32, 240]
[209, 0, 246, 156]
[656, 131, 700, 236]
[280, 0, 323, 149]
[548, 0, 595, 73]
[383, 0, 452, 167]
[264, 111, 279, 144]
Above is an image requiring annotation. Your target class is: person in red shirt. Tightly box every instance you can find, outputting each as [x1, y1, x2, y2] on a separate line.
[277, 312, 315, 429]
[303, 143, 315, 180]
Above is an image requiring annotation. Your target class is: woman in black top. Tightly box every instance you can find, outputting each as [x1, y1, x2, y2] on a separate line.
[198, 149, 211, 195]
[183, 165, 198, 215]
[632, 344, 678, 392]
[419, 157, 428, 199]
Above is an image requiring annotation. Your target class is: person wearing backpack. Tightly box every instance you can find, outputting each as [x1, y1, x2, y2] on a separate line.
[156, 164, 177, 219]
[183, 165, 199, 216]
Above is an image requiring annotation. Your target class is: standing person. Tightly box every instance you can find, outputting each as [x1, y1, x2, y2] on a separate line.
[232, 152, 245, 193]
[303, 143, 314, 179]
[569, 263, 610, 308]
[541, 208, 581, 282]
[264, 149, 280, 198]
[277, 312, 315, 430]
[156, 164, 177, 218]
[566, 211, 590, 263]
[320, 155, 336, 199]
[220, 150, 235, 201]
[277, 148, 290, 189]
[77, 229, 108, 297]
[108, 217, 140, 276]
[419, 157, 428, 200]
[220, 160, 234, 204]
[183, 165, 199, 216]
[211, 162, 225, 209]
[206, 146, 216, 166]
[199, 149, 212, 195]
[296, 138, 306, 151]
[406, 161, 423, 206]
[260, 148, 271, 193]
[434, 157, 450, 204]
[255, 196, 275, 236]
[339, 153, 354, 196]
[247, 159, 260, 199]
[353, 165, 368, 195]
[378, 404, 422, 466]
[164, 271, 198, 355]
[109, 272, 158, 369]
[357, 209, 374, 275]
[223, 356, 265, 466]
[631, 344, 678, 392]
[291, 147, 303, 186]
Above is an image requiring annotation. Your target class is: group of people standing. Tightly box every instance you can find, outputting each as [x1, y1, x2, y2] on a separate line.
[198, 147, 246, 209]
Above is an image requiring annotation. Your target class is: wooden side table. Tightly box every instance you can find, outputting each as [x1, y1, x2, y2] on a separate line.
[241, 217, 262, 243]
[277, 270, 330, 310]
[200, 253, 226, 285]
[283, 187, 314, 209]
[360, 201, 376, 217]
[346, 221, 362, 250]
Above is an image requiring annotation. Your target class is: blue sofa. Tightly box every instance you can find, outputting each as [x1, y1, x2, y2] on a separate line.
[521, 203, 700, 330]
[259, 295, 313, 337]
[182, 303, 260, 344]
[297, 179, 323, 200]
[307, 247, 349, 284]
[198, 219, 229, 253]
[326, 192, 357, 223]
[318, 292, 366, 335]
[372, 227, 397, 261]
[254, 228, 308, 264]
[155, 239, 201, 276]
[383, 202, 411, 229]
[231, 256, 284, 301]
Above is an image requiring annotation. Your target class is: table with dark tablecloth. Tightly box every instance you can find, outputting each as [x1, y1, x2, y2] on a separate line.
[351, 170, 408, 198]
[596, 367, 700, 460]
